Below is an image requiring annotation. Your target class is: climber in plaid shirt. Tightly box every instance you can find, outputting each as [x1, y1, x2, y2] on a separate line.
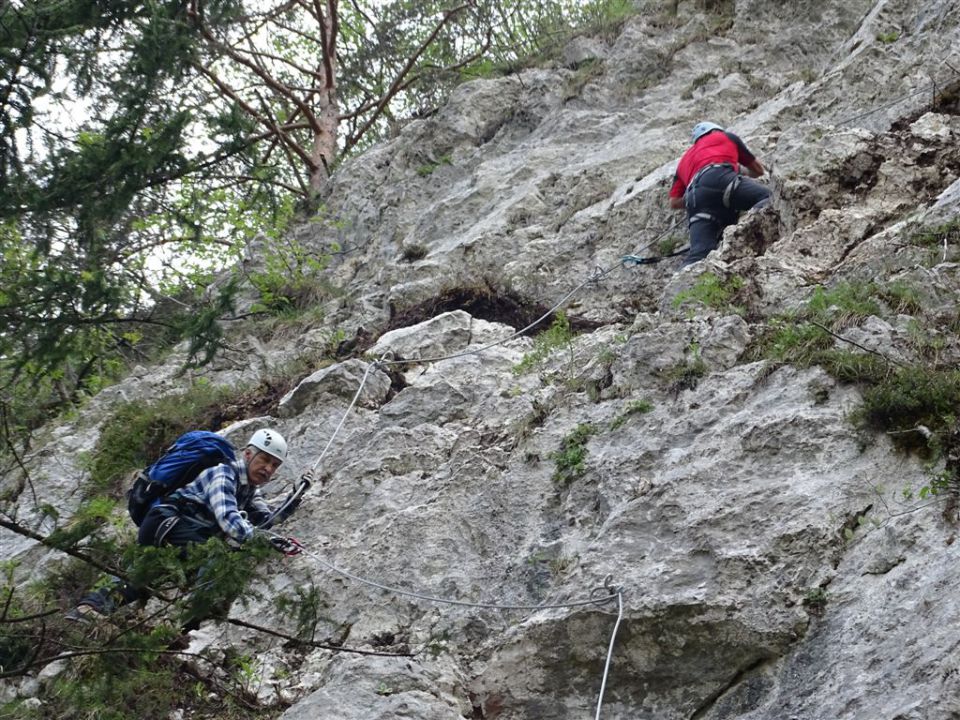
[67, 429, 310, 626]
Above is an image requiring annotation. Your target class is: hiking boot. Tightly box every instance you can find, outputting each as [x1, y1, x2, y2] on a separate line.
[64, 603, 107, 624]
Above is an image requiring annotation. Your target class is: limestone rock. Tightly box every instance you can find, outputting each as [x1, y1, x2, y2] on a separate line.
[7, 3, 960, 720]
[368, 310, 516, 363]
[278, 360, 392, 416]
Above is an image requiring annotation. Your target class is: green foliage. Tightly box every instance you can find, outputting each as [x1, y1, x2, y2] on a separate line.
[275, 583, 329, 643]
[903, 317, 950, 364]
[857, 366, 960, 443]
[0, 535, 274, 719]
[84, 383, 234, 498]
[749, 280, 922, 381]
[876, 30, 900, 43]
[760, 317, 833, 364]
[178, 539, 270, 627]
[415, 155, 452, 176]
[551, 423, 596, 485]
[909, 218, 960, 247]
[246, 235, 336, 318]
[179, 277, 242, 368]
[802, 586, 829, 613]
[0, 564, 36, 674]
[876, 281, 923, 315]
[34, 648, 184, 720]
[456, 0, 636, 79]
[513, 312, 575, 375]
[610, 399, 654, 430]
[672, 272, 745, 314]
[805, 282, 882, 329]
[658, 234, 683, 256]
[661, 342, 708, 393]
[812, 349, 889, 384]
[45, 497, 121, 552]
[902, 469, 952, 501]
[119, 538, 269, 640]
[0, 0, 243, 382]
[746, 277, 960, 458]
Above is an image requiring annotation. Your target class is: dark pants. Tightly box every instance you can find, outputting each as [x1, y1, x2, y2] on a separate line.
[77, 504, 221, 622]
[683, 164, 771, 265]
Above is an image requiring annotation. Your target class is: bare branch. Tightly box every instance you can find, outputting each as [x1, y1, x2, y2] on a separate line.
[203, 170, 305, 196]
[0, 515, 127, 580]
[0, 606, 61, 623]
[191, 62, 319, 175]
[229, 0, 302, 46]
[233, 45, 327, 83]
[347, 0, 377, 27]
[191, 9, 323, 135]
[309, 0, 337, 88]
[0, 402, 39, 508]
[227, 617, 415, 657]
[0, 644, 218, 680]
[342, 3, 477, 149]
[809, 321, 906, 368]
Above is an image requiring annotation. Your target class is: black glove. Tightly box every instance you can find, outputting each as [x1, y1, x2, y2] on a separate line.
[277, 471, 313, 518]
[269, 536, 304, 556]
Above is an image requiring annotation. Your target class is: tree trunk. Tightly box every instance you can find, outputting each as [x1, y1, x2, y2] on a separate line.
[308, 2, 339, 196]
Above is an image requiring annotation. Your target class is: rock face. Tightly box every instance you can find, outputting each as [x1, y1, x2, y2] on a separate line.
[4, 1, 960, 719]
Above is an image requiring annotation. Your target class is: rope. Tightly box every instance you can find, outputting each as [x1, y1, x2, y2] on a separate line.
[299, 218, 684, 480]
[621, 219, 685, 263]
[352, 219, 686, 370]
[309, 359, 383, 473]
[595, 590, 624, 720]
[376, 265, 613, 367]
[622, 244, 689, 266]
[261, 527, 626, 719]
[260, 529, 625, 719]
[260, 528, 620, 611]
[834, 62, 960, 127]
[836, 83, 938, 126]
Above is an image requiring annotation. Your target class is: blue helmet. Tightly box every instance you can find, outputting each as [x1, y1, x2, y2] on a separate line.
[691, 121, 723, 143]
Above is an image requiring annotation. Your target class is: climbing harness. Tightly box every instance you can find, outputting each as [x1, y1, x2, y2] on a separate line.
[722, 173, 742, 208]
[684, 162, 741, 227]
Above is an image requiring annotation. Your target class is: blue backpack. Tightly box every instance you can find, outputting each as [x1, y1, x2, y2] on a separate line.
[126, 430, 237, 526]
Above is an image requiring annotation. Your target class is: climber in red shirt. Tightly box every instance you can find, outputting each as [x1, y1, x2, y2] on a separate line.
[668, 122, 771, 265]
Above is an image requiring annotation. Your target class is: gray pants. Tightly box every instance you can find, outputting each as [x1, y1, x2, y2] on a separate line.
[683, 164, 771, 265]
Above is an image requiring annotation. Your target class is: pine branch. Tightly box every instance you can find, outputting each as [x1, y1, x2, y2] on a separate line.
[341, 2, 473, 152]
[227, 617, 414, 657]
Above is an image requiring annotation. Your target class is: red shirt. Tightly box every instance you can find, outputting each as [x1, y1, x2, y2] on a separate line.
[668, 131, 756, 199]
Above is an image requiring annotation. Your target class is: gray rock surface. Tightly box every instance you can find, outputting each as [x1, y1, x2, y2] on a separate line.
[4, 1, 960, 718]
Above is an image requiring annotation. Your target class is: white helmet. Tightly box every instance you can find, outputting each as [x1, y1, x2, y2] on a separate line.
[691, 121, 723, 143]
[247, 428, 287, 462]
